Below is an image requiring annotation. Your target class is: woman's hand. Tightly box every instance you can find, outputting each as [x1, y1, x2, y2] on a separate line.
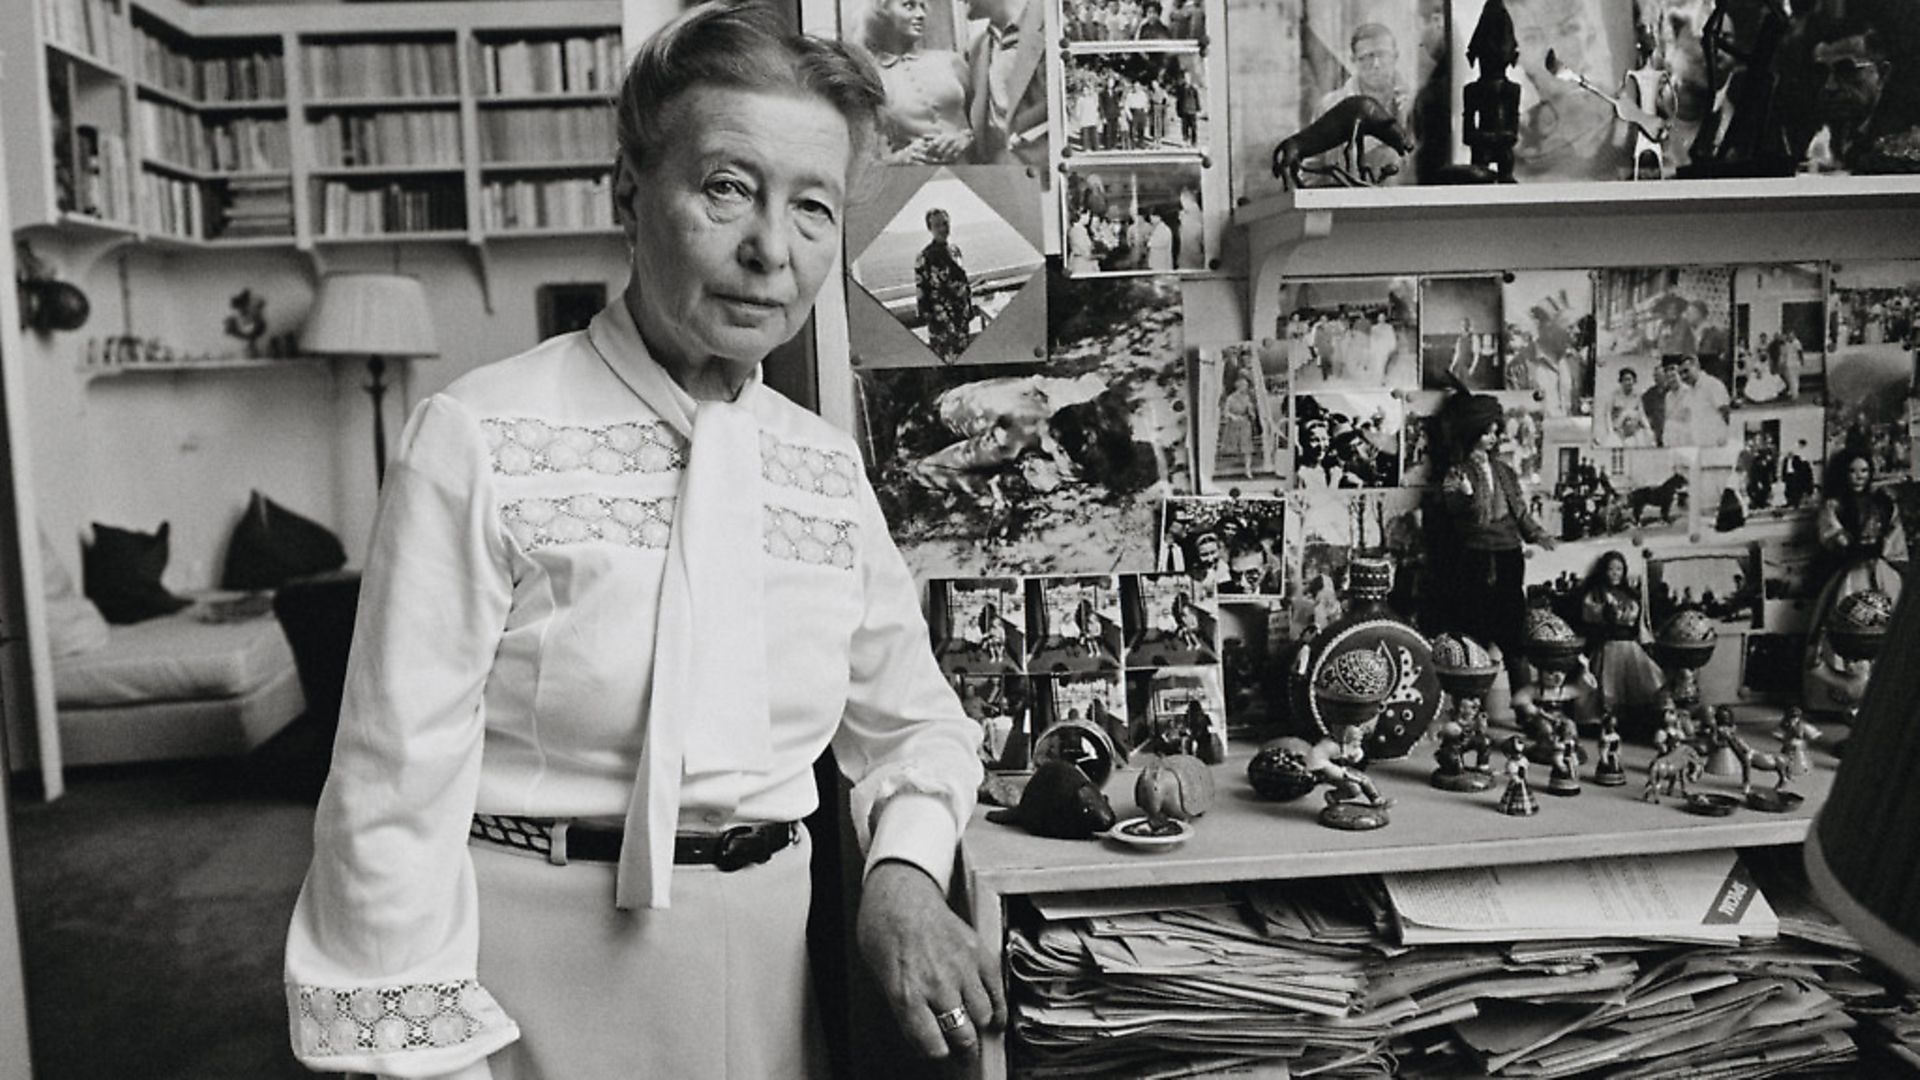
[857, 860, 1007, 1061]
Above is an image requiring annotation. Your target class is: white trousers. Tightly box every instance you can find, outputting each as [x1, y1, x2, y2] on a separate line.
[470, 827, 827, 1079]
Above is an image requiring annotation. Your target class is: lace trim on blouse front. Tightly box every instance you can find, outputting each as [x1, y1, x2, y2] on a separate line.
[482, 418, 686, 476]
[290, 979, 497, 1058]
[501, 495, 676, 552]
[760, 432, 858, 499]
[764, 506, 857, 570]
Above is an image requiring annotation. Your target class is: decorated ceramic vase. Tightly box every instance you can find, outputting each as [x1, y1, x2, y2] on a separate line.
[1522, 608, 1586, 674]
[1829, 588, 1894, 663]
[1287, 557, 1437, 760]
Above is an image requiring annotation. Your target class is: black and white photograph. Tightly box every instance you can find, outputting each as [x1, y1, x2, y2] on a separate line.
[1292, 488, 1421, 638]
[1287, 0, 1436, 189]
[1594, 267, 1735, 449]
[1543, 445, 1693, 542]
[1741, 633, 1809, 697]
[1159, 494, 1289, 598]
[1698, 405, 1825, 538]
[1420, 276, 1505, 390]
[846, 166, 1045, 368]
[1401, 390, 1443, 487]
[1294, 391, 1403, 489]
[1063, 0, 1205, 44]
[1031, 671, 1130, 759]
[1502, 269, 1595, 416]
[843, 0, 1051, 168]
[1448, 0, 1636, 182]
[1063, 48, 1209, 155]
[1646, 547, 1763, 633]
[1591, 354, 1665, 449]
[854, 266, 1187, 578]
[1731, 263, 1826, 409]
[1196, 340, 1290, 491]
[928, 576, 1029, 674]
[1759, 540, 1820, 634]
[1275, 276, 1420, 390]
[1826, 260, 1920, 482]
[1024, 574, 1125, 672]
[1218, 600, 1294, 734]
[1063, 161, 1207, 275]
[1494, 394, 1546, 487]
[949, 672, 1035, 768]
[1120, 571, 1220, 666]
[1123, 665, 1227, 758]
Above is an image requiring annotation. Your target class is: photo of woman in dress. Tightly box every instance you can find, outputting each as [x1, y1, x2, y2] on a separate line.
[858, 0, 974, 164]
[1578, 550, 1664, 726]
[915, 207, 976, 362]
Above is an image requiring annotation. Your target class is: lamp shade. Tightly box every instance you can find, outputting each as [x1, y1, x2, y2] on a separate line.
[300, 272, 438, 358]
[1805, 576, 1920, 986]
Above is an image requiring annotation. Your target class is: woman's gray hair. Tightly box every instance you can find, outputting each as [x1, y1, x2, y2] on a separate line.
[615, 0, 886, 173]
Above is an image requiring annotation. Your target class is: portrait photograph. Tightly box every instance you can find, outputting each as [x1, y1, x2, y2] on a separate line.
[1063, 46, 1210, 155]
[1194, 340, 1291, 494]
[1062, 160, 1208, 276]
[1276, 275, 1420, 390]
[1400, 390, 1443, 488]
[1420, 275, 1505, 390]
[928, 576, 1029, 674]
[1595, 267, 1735, 449]
[1824, 344, 1916, 485]
[1591, 354, 1665, 449]
[1697, 405, 1825, 539]
[1024, 574, 1125, 672]
[1448, 0, 1636, 182]
[1646, 547, 1763, 633]
[1159, 494, 1289, 598]
[1730, 263, 1826, 410]
[1291, 0, 1436, 188]
[1294, 391, 1403, 489]
[846, 165, 1045, 368]
[1120, 571, 1221, 667]
[1828, 259, 1920, 351]
[1063, 0, 1206, 44]
[855, 266, 1187, 579]
[1502, 269, 1595, 416]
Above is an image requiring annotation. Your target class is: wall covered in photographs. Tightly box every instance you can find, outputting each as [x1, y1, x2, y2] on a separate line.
[816, 0, 1920, 737]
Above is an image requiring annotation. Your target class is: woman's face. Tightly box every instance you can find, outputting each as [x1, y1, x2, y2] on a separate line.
[1848, 456, 1871, 492]
[617, 87, 850, 384]
[1605, 556, 1625, 586]
[881, 0, 928, 46]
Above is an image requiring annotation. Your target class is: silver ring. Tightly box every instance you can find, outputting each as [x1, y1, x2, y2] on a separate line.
[935, 1006, 971, 1034]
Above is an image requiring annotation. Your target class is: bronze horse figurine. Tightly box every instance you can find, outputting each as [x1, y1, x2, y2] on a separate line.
[1271, 95, 1415, 191]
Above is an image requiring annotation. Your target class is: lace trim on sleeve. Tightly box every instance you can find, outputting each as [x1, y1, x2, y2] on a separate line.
[850, 761, 973, 848]
[288, 979, 510, 1061]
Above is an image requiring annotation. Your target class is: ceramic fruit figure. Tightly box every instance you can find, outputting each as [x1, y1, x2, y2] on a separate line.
[1135, 753, 1217, 826]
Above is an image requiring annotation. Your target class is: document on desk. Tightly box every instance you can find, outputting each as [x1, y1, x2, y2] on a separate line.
[1380, 850, 1778, 945]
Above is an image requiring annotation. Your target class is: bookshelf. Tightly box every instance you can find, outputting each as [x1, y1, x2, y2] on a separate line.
[3, 0, 623, 249]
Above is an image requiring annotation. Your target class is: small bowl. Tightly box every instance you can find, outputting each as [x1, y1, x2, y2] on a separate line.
[1683, 792, 1742, 817]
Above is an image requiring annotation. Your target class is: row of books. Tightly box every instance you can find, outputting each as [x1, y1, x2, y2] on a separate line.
[478, 106, 613, 164]
[138, 101, 289, 173]
[217, 178, 293, 239]
[302, 40, 459, 101]
[139, 170, 207, 238]
[137, 27, 286, 103]
[1006, 851, 1916, 1079]
[40, 0, 129, 68]
[480, 176, 612, 232]
[67, 125, 135, 223]
[308, 111, 461, 169]
[474, 34, 622, 97]
[312, 179, 465, 236]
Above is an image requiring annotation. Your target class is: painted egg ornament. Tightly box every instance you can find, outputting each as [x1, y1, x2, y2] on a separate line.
[1248, 737, 1320, 802]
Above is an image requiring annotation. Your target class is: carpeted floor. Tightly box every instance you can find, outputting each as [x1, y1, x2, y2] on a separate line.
[10, 719, 331, 1080]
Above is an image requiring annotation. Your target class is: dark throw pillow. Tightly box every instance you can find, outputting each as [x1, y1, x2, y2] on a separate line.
[83, 521, 192, 625]
[220, 490, 347, 591]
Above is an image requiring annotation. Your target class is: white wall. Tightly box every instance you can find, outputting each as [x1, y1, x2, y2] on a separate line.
[19, 236, 628, 591]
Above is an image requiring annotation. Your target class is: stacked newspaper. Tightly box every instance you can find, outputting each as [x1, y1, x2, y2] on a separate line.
[1005, 852, 1914, 1078]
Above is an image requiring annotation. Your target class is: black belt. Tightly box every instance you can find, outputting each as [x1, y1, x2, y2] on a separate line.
[471, 814, 799, 871]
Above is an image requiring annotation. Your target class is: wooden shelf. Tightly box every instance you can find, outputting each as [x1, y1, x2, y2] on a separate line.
[479, 159, 610, 173]
[303, 94, 460, 110]
[476, 92, 614, 106]
[307, 163, 463, 177]
[45, 39, 123, 80]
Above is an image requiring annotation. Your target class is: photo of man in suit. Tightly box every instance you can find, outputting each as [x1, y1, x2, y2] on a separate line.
[964, 0, 1050, 167]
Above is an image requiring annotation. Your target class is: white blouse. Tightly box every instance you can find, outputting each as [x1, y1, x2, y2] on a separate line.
[284, 299, 984, 1077]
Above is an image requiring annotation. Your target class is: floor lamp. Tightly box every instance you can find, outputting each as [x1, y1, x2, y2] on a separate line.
[299, 272, 439, 488]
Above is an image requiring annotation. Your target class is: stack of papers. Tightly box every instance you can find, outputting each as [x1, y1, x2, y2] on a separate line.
[1380, 850, 1779, 946]
[1005, 852, 1917, 1078]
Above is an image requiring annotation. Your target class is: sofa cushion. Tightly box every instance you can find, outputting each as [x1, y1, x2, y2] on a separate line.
[83, 521, 191, 625]
[39, 526, 109, 657]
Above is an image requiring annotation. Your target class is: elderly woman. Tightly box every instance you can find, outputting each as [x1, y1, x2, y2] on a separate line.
[862, 0, 973, 164]
[283, 5, 997, 1078]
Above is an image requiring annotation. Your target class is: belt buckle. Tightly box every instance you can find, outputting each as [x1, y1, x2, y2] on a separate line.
[713, 825, 772, 872]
